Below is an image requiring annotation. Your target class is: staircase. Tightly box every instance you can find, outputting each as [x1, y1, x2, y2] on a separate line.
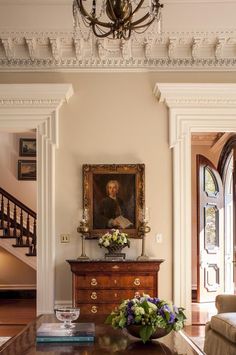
[0, 187, 37, 270]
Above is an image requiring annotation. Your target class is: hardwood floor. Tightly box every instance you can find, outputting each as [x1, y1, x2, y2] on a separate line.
[184, 301, 217, 339]
[0, 299, 36, 337]
[191, 302, 217, 325]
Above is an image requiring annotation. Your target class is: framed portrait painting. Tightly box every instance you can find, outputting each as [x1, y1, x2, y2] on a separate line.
[19, 138, 36, 157]
[18, 160, 37, 181]
[83, 164, 145, 238]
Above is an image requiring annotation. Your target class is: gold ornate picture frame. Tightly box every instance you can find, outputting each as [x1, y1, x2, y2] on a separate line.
[83, 164, 145, 238]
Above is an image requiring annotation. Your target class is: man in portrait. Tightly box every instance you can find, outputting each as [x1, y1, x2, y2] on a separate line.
[94, 179, 133, 229]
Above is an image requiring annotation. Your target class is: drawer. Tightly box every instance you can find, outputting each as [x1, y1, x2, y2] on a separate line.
[69, 261, 162, 273]
[76, 303, 119, 316]
[75, 289, 155, 304]
[75, 275, 154, 289]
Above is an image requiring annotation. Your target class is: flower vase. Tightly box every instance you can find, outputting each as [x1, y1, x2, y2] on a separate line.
[105, 242, 127, 260]
[126, 325, 171, 340]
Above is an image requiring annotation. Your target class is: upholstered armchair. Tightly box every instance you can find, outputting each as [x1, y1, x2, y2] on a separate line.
[204, 294, 236, 355]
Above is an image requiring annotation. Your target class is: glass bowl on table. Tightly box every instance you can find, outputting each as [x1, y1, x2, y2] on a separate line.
[54, 307, 80, 329]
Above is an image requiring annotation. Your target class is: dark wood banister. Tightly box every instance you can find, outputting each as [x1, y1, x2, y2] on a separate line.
[0, 186, 37, 256]
[0, 187, 36, 218]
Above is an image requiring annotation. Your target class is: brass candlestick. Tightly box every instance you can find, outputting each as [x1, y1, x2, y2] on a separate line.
[77, 210, 90, 260]
[137, 207, 151, 261]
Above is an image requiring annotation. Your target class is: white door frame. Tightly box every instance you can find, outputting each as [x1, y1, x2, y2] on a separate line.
[154, 83, 236, 323]
[0, 84, 73, 314]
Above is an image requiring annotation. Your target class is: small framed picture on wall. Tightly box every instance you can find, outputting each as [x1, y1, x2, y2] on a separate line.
[18, 160, 37, 181]
[19, 138, 36, 157]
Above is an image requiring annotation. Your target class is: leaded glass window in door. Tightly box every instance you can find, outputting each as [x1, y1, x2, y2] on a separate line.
[204, 167, 219, 197]
[204, 204, 219, 252]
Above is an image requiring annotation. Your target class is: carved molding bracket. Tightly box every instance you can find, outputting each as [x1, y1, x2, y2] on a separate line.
[0, 30, 236, 70]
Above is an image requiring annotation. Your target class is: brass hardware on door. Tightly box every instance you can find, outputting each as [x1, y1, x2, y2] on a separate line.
[134, 278, 141, 286]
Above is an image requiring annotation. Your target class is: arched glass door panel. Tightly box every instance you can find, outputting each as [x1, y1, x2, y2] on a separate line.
[204, 167, 219, 197]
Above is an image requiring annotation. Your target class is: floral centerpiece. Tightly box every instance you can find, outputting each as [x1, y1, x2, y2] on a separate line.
[98, 229, 130, 255]
[105, 294, 186, 343]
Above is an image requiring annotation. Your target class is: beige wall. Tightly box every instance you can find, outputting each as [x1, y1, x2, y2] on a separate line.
[55, 73, 172, 302]
[0, 247, 36, 287]
[0, 131, 36, 211]
[1, 72, 236, 303]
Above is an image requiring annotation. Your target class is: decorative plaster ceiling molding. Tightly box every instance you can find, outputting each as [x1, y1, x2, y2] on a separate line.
[0, 30, 236, 71]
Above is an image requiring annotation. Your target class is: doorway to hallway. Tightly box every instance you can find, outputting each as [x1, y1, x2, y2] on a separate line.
[192, 133, 236, 304]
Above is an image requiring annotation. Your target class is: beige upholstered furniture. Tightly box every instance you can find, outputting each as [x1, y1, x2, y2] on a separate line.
[204, 294, 236, 355]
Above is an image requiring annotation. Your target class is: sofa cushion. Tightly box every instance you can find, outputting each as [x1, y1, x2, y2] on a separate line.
[211, 313, 236, 343]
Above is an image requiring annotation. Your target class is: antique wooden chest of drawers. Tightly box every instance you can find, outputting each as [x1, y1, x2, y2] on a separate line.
[67, 260, 164, 316]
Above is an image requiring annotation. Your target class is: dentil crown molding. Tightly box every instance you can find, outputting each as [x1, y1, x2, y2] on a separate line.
[0, 30, 236, 71]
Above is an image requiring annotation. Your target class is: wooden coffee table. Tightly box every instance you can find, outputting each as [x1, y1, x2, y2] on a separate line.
[0, 314, 204, 354]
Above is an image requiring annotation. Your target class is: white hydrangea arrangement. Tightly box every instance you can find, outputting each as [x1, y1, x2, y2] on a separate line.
[98, 229, 130, 249]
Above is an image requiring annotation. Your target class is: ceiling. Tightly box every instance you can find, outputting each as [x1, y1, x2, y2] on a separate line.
[0, 0, 235, 71]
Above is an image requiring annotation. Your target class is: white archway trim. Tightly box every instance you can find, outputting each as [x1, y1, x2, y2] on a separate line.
[154, 83, 236, 323]
[0, 84, 74, 314]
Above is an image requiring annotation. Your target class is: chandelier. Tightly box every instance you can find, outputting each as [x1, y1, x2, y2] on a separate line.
[73, 0, 163, 40]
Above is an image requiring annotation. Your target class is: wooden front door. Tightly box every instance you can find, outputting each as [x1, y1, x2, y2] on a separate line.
[197, 155, 224, 302]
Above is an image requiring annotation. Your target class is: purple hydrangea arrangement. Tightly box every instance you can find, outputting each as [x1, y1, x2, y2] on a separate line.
[105, 294, 186, 343]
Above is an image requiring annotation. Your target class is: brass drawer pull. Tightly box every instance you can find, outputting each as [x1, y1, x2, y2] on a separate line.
[134, 278, 141, 286]
[91, 292, 97, 300]
[114, 279, 117, 284]
[91, 306, 98, 314]
[114, 293, 118, 298]
[91, 278, 98, 286]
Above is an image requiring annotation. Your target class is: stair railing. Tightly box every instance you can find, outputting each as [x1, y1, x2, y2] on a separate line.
[0, 187, 37, 256]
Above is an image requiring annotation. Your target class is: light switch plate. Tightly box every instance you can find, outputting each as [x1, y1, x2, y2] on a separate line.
[60, 234, 70, 243]
[155, 234, 162, 243]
